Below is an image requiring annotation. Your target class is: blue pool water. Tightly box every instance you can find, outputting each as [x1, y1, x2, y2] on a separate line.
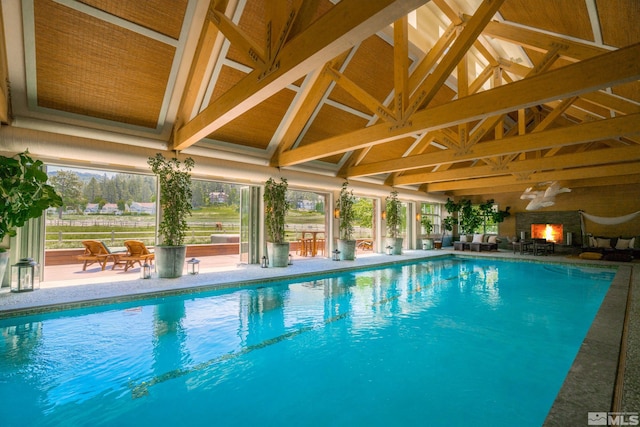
[0, 257, 615, 426]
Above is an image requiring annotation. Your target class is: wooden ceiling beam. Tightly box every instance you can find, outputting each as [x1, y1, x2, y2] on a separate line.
[448, 174, 640, 196]
[172, 0, 429, 151]
[481, 19, 608, 61]
[395, 144, 640, 185]
[394, 16, 410, 118]
[277, 42, 640, 166]
[271, 53, 350, 164]
[405, 0, 505, 117]
[433, 0, 462, 25]
[498, 58, 638, 118]
[350, 112, 640, 178]
[424, 162, 640, 191]
[408, 22, 457, 94]
[339, 19, 458, 174]
[175, 2, 221, 131]
[579, 91, 640, 115]
[210, 9, 267, 67]
[325, 66, 398, 122]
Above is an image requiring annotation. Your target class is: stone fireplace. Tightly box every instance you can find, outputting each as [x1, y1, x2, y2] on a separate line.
[531, 223, 564, 244]
[516, 211, 582, 247]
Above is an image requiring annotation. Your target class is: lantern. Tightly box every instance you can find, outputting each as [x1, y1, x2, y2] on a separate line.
[386, 245, 393, 255]
[332, 249, 341, 261]
[186, 258, 200, 275]
[11, 258, 39, 292]
[288, 253, 293, 265]
[261, 255, 268, 268]
[141, 261, 152, 279]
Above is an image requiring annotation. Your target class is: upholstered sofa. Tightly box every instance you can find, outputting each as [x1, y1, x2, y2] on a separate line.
[581, 234, 638, 261]
[454, 233, 500, 252]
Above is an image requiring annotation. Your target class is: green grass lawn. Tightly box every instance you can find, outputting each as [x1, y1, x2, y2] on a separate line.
[45, 208, 327, 249]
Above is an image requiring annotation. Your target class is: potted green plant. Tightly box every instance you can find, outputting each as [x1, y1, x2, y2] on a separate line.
[264, 177, 290, 267]
[420, 214, 434, 250]
[336, 181, 357, 260]
[147, 153, 194, 278]
[438, 198, 460, 248]
[456, 199, 477, 237]
[384, 190, 403, 255]
[0, 150, 63, 286]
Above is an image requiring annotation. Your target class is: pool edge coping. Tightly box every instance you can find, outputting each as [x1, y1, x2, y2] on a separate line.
[0, 252, 632, 425]
[543, 264, 631, 426]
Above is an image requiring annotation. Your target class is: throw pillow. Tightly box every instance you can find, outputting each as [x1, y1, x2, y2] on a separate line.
[631, 237, 636, 249]
[488, 235, 498, 244]
[589, 235, 597, 247]
[615, 238, 631, 250]
[579, 252, 603, 260]
[596, 238, 611, 249]
[472, 234, 484, 243]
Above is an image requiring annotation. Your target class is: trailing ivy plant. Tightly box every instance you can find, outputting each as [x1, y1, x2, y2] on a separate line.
[0, 150, 63, 247]
[337, 181, 356, 241]
[264, 177, 289, 244]
[147, 153, 194, 246]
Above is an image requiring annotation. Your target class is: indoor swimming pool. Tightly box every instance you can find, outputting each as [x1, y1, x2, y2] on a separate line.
[0, 257, 616, 426]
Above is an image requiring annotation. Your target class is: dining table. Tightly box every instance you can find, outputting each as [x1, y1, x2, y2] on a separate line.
[301, 230, 325, 257]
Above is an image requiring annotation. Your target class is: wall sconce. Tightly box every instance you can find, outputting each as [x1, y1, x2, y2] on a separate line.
[334, 208, 340, 219]
[416, 213, 421, 222]
[261, 255, 268, 268]
[186, 257, 200, 275]
[141, 261, 152, 279]
[288, 253, 293, 265]
[386, 245, 393, 255]
[381, 211, 386, 220]
[332, 249, 341, 261]
[11, 258, 39, 292]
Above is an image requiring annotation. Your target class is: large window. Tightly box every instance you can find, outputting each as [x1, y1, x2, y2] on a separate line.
[419, 203, 441, 235]
[284, 189, 326, 241]
[189, 179, 242, 244]
[46, 166, 157, 249]
[45, 166, 245, 250]
[482, 203, 500, 234]
[451, 202, 502, 235]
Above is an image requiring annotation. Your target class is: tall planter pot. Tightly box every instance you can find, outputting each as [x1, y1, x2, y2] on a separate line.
[337, 239, 356, 261]
[0, 251, 9, 287]
[385, 237, 403, 255]
[267, 242, 290, 267]
[155, 245, 187, 278]
[422, 238, 434, 250]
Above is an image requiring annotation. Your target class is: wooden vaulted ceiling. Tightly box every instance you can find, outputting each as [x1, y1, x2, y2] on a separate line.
[1, 0, 639, 197]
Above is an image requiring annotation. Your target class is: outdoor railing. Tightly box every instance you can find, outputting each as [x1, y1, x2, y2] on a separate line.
[45, 219, 374, 249]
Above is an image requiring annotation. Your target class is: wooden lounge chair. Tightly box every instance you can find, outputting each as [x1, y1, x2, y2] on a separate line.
[77, 240, 117, 271]
[120, 240, 155, 272]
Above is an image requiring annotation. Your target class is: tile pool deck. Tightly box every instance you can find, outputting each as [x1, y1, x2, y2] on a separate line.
[1, 248, 639, 425]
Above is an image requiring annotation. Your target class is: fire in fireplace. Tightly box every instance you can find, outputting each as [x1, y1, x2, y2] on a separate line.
[531, 224, 563, 244]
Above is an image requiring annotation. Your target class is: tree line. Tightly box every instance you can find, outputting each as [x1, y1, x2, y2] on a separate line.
[47, 168, 242, 216]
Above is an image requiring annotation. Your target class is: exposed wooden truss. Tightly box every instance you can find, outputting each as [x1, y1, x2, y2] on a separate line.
[172, 0, 429, 151]
[3, 0, 640, 197]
